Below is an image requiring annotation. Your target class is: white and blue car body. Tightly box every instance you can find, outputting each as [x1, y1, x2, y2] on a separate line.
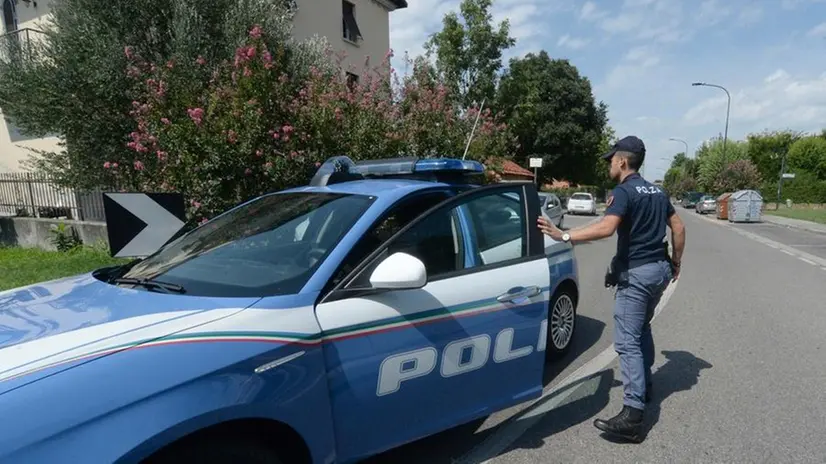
[0, 157, 579, 464]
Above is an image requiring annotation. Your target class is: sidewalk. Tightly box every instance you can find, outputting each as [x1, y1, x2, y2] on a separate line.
[761, 213, 826, 236]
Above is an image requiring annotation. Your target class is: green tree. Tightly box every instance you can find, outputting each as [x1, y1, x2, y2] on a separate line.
[787, 135, 826, 180]
[0, 0, 328, 189]
[745, 129, 802, 183]
[110, 34, 514, 220]
[695, 136, 749, 192]
[495, 51, 608, 184]
[424, 0, 515, 108]
[712, 159, 762, 194]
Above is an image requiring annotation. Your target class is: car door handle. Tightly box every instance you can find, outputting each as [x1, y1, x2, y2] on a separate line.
[496, 286, 541, 304]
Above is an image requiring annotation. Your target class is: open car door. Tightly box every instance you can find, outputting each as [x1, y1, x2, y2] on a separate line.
[314, 182, 550, 462]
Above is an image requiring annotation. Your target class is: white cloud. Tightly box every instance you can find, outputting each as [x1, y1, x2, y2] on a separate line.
[696, 0, 732, 26]
[557, 34, 590, 50]
[683, 70, 826, 132]
[599, 45, 661, 90]
[782, 0, 826, 9]
[580, 1, 605, 21]
[736, 7, 763, 26]
[807, 22, 826, 37]
[764, 69, 790, 83]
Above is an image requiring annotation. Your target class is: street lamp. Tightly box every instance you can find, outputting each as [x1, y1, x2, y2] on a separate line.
[668, 137, 689, 158]
[691, 82, 731, 158]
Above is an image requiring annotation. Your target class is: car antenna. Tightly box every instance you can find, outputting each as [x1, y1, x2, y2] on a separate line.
[462, 98, 485, 160]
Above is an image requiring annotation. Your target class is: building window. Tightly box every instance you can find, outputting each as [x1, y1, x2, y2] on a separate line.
[346, 72, 359, 89]
[342, 0, 361, 43]
[2, 0, 18, 34]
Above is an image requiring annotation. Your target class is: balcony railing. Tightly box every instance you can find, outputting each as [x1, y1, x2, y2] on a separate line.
[0, 27, 45, 63]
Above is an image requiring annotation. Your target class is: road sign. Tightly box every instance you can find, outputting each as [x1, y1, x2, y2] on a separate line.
[103, 193, 186, 258]
[782, 173, 795, 179]
[529, 158, 543, 168]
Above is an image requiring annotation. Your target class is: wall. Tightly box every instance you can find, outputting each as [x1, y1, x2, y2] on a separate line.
[0, 216, 108, 251]
[0, 0, 60, 172]
[292, 0, 392, 78]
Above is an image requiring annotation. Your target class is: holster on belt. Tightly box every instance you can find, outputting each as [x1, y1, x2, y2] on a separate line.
[604, 256, 628, 288]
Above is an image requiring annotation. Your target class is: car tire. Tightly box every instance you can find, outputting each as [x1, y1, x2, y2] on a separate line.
[546, 288, 577, 358]
[146, 440, 285, 464]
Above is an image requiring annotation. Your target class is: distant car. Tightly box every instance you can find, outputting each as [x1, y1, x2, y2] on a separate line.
[538, 192, 565, 228]
[695, 195, 716, 214]
[0, 156, 580, 464]
[681, 192, 704, 208]
[566, 192, 597, 216]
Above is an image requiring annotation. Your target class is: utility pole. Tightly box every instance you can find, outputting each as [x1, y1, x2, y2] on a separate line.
[776, 151, 788, 210]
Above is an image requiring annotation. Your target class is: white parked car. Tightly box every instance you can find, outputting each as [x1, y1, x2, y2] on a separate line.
[566, 192, 597, 216]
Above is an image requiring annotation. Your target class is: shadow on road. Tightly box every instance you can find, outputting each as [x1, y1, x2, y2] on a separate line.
[365, 349, 713, 463]
[599, 349, 713, 444]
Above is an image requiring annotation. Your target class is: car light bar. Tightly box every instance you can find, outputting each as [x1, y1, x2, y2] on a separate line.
[309, 156, 485, 187]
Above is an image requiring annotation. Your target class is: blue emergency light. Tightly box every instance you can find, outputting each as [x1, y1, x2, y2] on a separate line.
[309, 156, 485, 187]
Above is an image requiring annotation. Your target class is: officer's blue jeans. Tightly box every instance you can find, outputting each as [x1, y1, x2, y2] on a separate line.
[613, 260, 672, 411]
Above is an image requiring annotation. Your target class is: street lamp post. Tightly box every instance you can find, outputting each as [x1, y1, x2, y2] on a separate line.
[668, 137, 689, 158]
[691, 82, 731, 158]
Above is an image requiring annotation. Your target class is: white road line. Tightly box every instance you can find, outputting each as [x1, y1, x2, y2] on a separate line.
[456, 279, 680, 464]
[800, 258, 817, 266]
[782, 249, 795, 256]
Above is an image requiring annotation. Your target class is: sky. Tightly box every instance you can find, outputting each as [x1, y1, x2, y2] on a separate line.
[387, 0, 826, 182]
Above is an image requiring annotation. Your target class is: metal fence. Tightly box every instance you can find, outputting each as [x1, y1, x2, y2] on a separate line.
[0, 172, 107, 222]
[0, 28, 45, 63]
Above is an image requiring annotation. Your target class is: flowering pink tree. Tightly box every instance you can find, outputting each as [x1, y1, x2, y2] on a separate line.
[112, 25, 515, 220]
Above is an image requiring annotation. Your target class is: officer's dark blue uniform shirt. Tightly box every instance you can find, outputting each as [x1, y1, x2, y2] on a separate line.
[604, 173, 675, 270]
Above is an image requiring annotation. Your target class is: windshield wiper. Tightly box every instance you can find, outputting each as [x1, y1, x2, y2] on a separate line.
[112, 277, 186, 294]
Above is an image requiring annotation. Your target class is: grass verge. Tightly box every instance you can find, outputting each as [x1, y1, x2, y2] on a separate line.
[765, 208, 826, 225]
[0, 247, 127, 292]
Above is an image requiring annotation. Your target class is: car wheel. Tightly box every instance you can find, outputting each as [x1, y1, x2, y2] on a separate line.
[547, 288, 577, 357]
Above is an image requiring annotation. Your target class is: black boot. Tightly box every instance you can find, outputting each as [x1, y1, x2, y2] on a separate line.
[593, 405, 644, 443]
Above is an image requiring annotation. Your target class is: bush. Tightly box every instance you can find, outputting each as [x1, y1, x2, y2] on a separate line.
[0, 0, 327, 190]
[787, 136, 826, 180]
[712, 159, 762, 195]
[775, 170, 826, 203]
[105, 26, 515, 221]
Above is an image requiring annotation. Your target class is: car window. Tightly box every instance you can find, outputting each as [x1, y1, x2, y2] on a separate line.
[465, 191, 527, 266]
[549, 194, 560, 208]
[330, 191, 452, 288]
[119, 192, 373, 297]
[570, 193, 592, 200]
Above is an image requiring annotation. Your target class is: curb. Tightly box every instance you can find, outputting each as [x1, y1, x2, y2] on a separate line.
[760, 214, 826, 236]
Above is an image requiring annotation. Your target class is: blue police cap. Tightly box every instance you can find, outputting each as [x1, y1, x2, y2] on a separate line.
[602, 135, 646, 160]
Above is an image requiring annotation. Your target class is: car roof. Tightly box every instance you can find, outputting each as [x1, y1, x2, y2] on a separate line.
[284, 178, 456, 201]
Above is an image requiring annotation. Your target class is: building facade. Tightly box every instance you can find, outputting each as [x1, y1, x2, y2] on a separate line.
[0, 0, 407, 172]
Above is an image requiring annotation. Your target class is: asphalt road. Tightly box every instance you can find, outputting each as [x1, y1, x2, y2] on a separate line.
[366, 209, 826, 463]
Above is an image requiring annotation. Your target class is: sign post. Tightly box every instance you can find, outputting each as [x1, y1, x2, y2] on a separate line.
[529, 157, 543, 186]
[103, 193, 186, 258]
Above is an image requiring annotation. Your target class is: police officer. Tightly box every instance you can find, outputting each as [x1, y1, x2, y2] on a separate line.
[537, 135, 686, 443]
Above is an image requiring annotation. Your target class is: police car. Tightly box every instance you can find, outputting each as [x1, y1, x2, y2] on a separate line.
[0, 156, 579, 464]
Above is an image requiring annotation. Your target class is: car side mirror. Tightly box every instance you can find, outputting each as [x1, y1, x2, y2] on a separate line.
[369, 252, 427, 290]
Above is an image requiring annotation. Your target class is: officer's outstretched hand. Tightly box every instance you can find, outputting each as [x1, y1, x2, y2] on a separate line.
[537, 216, 563, 241]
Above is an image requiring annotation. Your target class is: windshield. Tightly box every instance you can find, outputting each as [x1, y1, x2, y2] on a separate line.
[119, 192, 374, 297]
[570, 193, 592, 200]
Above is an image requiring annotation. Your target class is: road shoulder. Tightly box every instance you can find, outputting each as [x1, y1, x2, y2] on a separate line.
[761, 213, 826, 236]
